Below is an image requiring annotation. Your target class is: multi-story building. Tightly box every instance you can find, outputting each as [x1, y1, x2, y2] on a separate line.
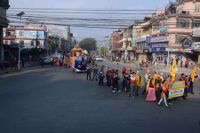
[3, 24, 46, 49]
[118, 26, 133, 61]
[150, 0, 200, 64]
[109, 31, 122, 60]
[0, 0, 9, 62]
[134, 17, 152, 62]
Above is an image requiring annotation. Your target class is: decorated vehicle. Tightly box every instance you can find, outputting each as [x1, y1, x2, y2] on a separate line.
[70, 45, 88, 72]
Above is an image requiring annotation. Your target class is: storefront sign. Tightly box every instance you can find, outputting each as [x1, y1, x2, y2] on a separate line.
[150, 36, 169, 43]
[166, 48, 182, 52]
[168, 81, 185, 99]
[151, 47, 166, 52]
[151, 43, 168, 48]
[182, 38, 192, 49]
[160, 28, 167, 33]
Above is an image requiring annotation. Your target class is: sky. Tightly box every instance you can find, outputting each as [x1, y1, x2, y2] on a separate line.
[10, 0, 175, 43]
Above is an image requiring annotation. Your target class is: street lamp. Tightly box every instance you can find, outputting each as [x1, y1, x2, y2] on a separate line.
[16, 12, 25, 71]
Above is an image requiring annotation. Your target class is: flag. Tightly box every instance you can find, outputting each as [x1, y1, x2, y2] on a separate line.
[191, 63, 198, 82]
[170, 57, 176, 82]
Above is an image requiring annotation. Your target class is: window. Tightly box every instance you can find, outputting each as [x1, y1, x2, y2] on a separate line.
[195, 4, 200, 12]
[152, 22, 159, 30]
[176, 18, 190, 28]
[193, 19, 200, 28]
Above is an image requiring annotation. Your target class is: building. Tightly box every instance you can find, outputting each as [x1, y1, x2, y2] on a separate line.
[0, 0, 9, 62]
[118, 26, 133, 61]
[3, 24, 46, 49]
[109, 31, 122, 60]
[134, 17, 152, 62]
[150, 0, 200, 64]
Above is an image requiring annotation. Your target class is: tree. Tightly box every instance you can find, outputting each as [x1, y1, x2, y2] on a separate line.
[79, 38, 97, 52]
[48, 36, 59, 52]
[99, 46, 105, 57]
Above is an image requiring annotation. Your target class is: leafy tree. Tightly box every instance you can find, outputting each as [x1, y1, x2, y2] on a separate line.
[48, 36, 59, 52]
[79, 38, 97, 52]
[99, 46, 105, 57]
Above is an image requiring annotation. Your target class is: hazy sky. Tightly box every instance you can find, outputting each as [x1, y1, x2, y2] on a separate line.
[10, 0, 175, 42]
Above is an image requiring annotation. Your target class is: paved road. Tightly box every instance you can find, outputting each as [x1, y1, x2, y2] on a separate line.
[0, 62, 200, 133]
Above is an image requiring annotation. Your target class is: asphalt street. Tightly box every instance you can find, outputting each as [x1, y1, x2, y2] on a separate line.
[0, 61, 200, 133]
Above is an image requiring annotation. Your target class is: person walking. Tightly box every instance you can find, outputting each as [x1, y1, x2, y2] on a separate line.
[135, 71, 142, 96]
[183, 75, 189, 99]
[98, 68, 105, 87]
[146, 77, 156, 102]
[180, 60, 183, 68]
[158, 80, 169, 108]
[129, 72, 136, 98]
[142, 72, 150, 95]
[122, 67, 129, 92]
[185, 59, 189, 68]
[112, 70, 121, 93]
[188, 75, 194, 94]
[92, 64, 99, 81]
[86, 65, 92, 80]
[106, 67, 112, 87]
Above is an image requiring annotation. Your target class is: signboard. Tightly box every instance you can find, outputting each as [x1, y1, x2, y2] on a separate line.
[160, 28, 167, 33]
[150, 36, 169, 43]
[168, 81, 185, 99]
[18, 30, 45, 39]
[151, 47, 166, 52]
[151, 43, 168, 48]
[23, 31, 45, 39]
[47, 25, 70, 39]
[182, 38, 192, 49]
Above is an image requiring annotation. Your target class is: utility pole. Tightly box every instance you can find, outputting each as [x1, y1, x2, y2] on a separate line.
[16, 12, 25, 71]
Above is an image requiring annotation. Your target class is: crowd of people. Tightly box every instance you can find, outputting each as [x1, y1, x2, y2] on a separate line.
[86, 64, 197, 108]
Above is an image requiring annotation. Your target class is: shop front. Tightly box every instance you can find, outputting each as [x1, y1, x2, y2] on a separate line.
[147, 35, 169, 63]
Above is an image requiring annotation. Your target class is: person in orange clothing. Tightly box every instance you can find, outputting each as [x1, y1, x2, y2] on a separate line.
[158, 79, 169, 108]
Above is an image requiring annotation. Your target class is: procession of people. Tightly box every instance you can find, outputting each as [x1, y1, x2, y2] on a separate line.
[85, 57, 198, 108]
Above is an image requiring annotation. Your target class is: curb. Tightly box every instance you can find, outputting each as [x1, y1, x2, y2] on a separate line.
[0, 67, 51, 78]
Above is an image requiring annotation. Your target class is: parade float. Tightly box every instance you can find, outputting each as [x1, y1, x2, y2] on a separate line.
[69, 45, 88, 72]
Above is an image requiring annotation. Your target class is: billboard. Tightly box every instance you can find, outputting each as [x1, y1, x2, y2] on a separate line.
[47, 25, 70, 39]
[23, 31, 44, 39]
[19, 30, 45, 39]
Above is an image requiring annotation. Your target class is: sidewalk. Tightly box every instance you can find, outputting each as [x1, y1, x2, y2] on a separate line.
[110, 60, 198, 75]
[0, 61, 40, 75]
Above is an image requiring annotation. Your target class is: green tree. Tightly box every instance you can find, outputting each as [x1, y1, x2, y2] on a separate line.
[48, 36, 59, 52]
[99, 46, 105, 57]
[79, 38, 97, 52]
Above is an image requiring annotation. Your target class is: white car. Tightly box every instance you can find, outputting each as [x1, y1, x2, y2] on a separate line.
[96, 57, 104, 62]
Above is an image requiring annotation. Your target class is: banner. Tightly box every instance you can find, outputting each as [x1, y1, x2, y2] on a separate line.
[170, 57, 176, 82]
[168, 81, 185, 99]
[191, 63, 198, 82]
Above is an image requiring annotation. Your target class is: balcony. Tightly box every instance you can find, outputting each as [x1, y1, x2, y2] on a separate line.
[3, 35, 16, 40]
